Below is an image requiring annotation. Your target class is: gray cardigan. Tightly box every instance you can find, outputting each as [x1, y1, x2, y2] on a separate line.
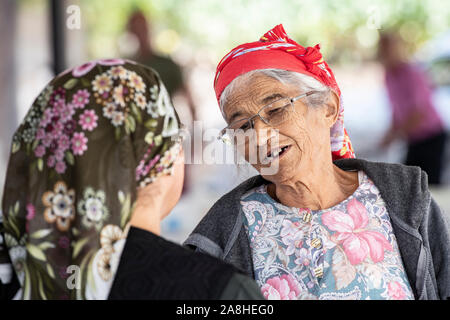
[184, 158, 450, 300]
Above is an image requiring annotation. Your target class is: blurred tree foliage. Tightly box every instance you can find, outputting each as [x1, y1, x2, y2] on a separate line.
[21, 0, 450, 64]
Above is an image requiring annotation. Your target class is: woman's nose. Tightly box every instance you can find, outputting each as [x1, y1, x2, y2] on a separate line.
[253, 117, 272, 145]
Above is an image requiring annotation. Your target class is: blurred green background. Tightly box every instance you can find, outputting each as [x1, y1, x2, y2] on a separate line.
[48, 0, 450, 60]
[18, 0, 450, 62]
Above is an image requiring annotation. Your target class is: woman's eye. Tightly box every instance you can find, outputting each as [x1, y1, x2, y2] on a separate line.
[267, 107, 282, 115]
[239, 122, 250, 130]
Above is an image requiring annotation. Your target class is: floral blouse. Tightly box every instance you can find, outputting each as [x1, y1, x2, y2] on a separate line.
[241, 171, 415, 300]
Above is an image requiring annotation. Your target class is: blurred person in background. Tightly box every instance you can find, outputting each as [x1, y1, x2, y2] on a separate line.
[378, 32, 447, 185]
[0, 60, 262, 300]
[126, 9, 197, 121]
[127, 9, 197, 194]
[184, 25, 450, 300]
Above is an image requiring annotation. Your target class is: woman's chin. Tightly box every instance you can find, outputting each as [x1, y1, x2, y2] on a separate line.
[260, 162, 298, 184]
[253, 146, 302, 181]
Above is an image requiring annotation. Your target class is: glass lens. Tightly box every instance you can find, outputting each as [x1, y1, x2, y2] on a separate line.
[218, 118, 251, 146]
[219, 127, 255, 147]
[229, 118, 252, 131]
[261, 98, 293, 126]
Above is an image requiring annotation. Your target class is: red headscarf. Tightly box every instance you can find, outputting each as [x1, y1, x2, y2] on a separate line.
[213, 24, 355, 160]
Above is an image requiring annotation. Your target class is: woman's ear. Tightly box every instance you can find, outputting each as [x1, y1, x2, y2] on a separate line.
[323, 91, 340, 128]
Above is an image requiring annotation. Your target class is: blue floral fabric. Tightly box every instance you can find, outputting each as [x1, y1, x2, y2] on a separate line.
[241, 171, 414, 300]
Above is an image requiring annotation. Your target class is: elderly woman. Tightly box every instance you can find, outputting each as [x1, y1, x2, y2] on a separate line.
[184, 25, 450, 300]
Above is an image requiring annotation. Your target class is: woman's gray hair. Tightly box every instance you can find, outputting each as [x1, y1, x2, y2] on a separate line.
[219, 68, 332, 114]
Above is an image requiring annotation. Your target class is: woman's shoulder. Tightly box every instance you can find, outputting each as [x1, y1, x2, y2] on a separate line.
[182, 175, 266, 268]
[334, 158, 427, 189]
[335, 158, 432, 228]
[110, 226, 239, 299]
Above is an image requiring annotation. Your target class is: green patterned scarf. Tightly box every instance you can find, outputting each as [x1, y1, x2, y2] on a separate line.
[0, 59, 181, 299]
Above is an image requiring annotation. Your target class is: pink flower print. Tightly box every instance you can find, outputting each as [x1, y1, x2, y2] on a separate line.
[48, 141, 58, 154]
[101, 91, 110, 100]
[59, 103, 75, 123]
[36, 128, 46, 140]
[97, 58, 125, 66]
[58, 135, 71, 152]
[55, 161, 67, 174]
[136, 154, 160, 180]
[26, 203, 36, 220]
[330, 120, 344, 151]
[48, 140, 59, 154]
[322, 198, 393, 265]
[55, 120, 64, 132]
[49, 121, 64, 139]
[42, 133, 53, 148]
[34, 145, 46, 158]
[282, 230, 304, 256]
[79, 109, 98, 131]
[387, 281, 406, 300]
[294, 247, 310, 266]
[135, 163, 145, 180]
[71, 132, 88, 156]
[280, 220, 302, 237]
[148, 154, 161, 168]
[72, 59, 124, 78]
[49, 88, 66, 107]
[47, 155, 56, 168]
[40, 109, 54, 127]
[72, 61, 97, 77]
[72, 89, 90, 109]
[63, 119, 77, 136]
[52, 99, 66, 114]
[54, 149, 65, 161]
[261, 274, 300, 300]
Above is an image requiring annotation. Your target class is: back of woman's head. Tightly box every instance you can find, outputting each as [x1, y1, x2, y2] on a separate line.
[1, 59, 182, 299]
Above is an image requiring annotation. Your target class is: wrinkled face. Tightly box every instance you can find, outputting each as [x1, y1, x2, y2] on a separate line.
[223, 73, 336, 184]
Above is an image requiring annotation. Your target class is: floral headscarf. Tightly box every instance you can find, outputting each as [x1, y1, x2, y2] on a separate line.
[0, 59, 181, 299]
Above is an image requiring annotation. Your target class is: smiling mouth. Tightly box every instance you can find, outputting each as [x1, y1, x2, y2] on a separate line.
[265, 145, 291, 162]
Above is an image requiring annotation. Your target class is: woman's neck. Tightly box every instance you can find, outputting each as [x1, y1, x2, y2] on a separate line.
[268, 161, 358, 211]
[129, 202, 162, 235]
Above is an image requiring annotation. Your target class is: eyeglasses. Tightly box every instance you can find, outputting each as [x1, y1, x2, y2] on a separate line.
[218, 91, 319, 146]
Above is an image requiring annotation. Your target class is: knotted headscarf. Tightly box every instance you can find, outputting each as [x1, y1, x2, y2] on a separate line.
[214, 24, 355, 160]
[0, 59, 181, 299]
